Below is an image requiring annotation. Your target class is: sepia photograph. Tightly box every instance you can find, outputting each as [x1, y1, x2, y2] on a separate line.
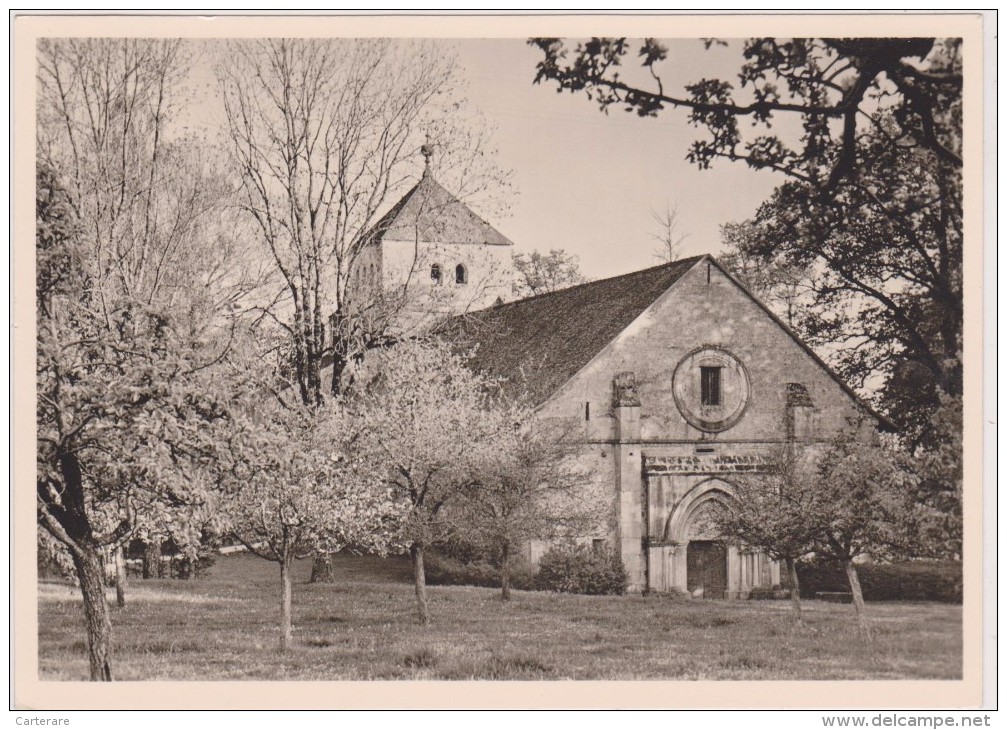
[13, 11, 989, 711]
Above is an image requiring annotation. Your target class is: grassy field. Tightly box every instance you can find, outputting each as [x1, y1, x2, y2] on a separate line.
[38, 553, 962, 681]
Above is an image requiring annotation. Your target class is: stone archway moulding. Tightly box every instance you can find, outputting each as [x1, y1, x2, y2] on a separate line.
[662, 477, 737, 544]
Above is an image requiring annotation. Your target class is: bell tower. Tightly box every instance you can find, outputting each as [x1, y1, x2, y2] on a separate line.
[350, 146, 514, 331]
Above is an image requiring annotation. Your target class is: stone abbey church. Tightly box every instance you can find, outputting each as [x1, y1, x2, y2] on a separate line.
[349, 169, 882, 598]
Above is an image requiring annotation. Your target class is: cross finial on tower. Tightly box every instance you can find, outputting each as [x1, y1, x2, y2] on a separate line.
[420, 132, 434, 172]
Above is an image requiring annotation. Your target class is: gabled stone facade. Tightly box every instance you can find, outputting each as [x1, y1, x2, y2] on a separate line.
[453, 256, 883, 597]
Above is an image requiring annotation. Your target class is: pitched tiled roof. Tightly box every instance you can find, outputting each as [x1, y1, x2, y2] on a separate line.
[444, 256, 704, 405]
[444, 254, 894, 430]
[366, 171, 513, 247]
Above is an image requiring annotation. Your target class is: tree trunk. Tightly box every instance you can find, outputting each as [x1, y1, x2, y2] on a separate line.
[142, 539, 161, 579]
[843, 559, 872, 641]
[329, 311, 352, 397]
[279, 556, 293, 651]
[309, 552, 335, 583]
[785, 557, 803, 626]
[72, 544, 113, 681]
[411, 543, 430, 625]
[500, 542, 512, 601]
[114, 546, 127, 608]
[330, 352, 348, 397]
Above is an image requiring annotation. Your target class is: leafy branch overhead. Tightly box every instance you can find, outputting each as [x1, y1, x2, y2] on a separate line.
[529, 37, 961, 190]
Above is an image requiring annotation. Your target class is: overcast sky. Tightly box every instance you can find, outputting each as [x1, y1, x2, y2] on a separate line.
[451, 39, 785, 280]
[183, 38, 786, 282]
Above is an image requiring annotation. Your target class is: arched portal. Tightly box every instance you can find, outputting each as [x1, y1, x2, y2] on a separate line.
[666, 480, 734, 599]
[663, 479, 735, 545]
[686, 539, 727, 599]
[647, 476, 780, 598]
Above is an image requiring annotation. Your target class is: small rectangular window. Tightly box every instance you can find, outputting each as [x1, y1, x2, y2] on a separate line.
[701, 366, 722, 406]
[585, 401, 590, 421]
[592, 538, 607, 554]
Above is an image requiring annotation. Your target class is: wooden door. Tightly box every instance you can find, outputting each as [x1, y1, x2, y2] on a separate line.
[687, 540, 727, 599]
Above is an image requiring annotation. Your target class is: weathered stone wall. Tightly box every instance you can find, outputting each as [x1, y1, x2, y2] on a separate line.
[533, 260, 873, 593]
[381, 238, 513, 318]
[537, 261, 867, 443]
[518, 440, 618, 564]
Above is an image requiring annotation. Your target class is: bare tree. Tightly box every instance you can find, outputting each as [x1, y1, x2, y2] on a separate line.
[218, 39, 508, 406]
[511, 248, 586, 298]
[37, 39, 260, 320]
[718, 223, 811, 328]
[649, 203, 689, 263]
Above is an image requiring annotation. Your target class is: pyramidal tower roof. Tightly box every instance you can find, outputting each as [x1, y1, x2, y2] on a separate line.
[366, 169, 513, 247]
